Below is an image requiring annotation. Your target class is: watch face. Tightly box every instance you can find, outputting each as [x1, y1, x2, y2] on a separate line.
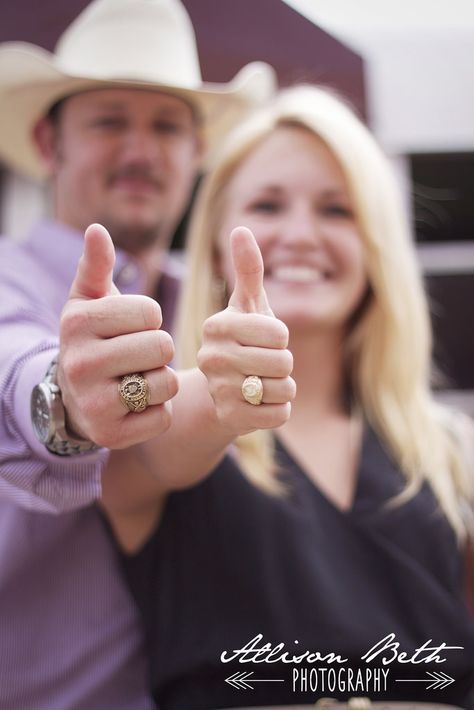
[31, 384, 53, 444]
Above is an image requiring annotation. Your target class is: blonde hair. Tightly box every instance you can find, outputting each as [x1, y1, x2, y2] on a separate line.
[176, 85, 473, 539]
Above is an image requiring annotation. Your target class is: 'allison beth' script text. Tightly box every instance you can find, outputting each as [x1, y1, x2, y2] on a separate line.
[221, 632, 463, 666]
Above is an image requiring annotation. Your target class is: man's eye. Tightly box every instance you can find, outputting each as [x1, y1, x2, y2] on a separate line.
[92, 116, 126, 129]
[154, 121, 187, 135]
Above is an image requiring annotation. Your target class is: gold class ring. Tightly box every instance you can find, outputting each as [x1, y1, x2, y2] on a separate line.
[241, 375, 264, 406]
[118, 373, 150, 413]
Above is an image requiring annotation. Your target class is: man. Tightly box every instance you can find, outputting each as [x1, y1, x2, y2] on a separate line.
[0, 0, 274, 706]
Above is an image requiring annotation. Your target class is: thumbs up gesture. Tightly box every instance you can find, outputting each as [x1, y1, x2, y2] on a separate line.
[58, 224, 178, 449]
[198, 227, 295, 437]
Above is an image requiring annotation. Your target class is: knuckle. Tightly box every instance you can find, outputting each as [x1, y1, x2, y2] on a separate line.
[63, 347, 109, 384]
[284, 376, 297, 401]
[94, 430, 115, 449]
[154, 367, 178, 403]
[61, 352, 88, 383]
[202, 312, 229, 340]
[197, 347, 230, 375]
[153, 403, 172, 434]
[140, 297, 162, 330]
[290, 378, 297, 400]
[276, 402, 292, 426]
[202, 316, 220, 340]
[196, 348, 206, 371]
[281, 349, 294, 375]
[214, 400, 235, 424]
[264, 403, 292, 428]
[281, 401, 292, 423]
[212, 378, 233, 403]
[165, 368, 179, 400]
[79, 394, 106, 428]
[156, 330, 174, 365]
[60, 306, 89, 340]
[102, 421, 126, 449]
[274, 320, 290, 349]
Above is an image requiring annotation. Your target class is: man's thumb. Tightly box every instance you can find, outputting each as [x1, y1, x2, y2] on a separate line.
[69, 223, 119, 300]
[228, 226, 273, 315]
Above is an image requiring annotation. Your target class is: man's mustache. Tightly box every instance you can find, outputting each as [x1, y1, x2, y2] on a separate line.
[108, 166, 163, 189]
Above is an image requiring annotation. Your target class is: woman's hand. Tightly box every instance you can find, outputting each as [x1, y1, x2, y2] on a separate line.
[198, 227, 296, 438]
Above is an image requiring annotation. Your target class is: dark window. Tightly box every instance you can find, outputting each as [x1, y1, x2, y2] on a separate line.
[410, 153, 474, 397]
[411, 152, 474, 243]
[426, 273, 474, 390]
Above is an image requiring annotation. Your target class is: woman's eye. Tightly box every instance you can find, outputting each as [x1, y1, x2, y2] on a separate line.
[322, 204, 353, 218]
[248, 200, 281, 213]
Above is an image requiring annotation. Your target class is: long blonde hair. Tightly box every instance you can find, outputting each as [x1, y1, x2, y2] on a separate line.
[176, 85, 473, 539]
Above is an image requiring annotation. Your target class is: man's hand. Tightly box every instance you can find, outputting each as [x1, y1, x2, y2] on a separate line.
[197, 226, 295, 437]
[58, 224, 178, 449]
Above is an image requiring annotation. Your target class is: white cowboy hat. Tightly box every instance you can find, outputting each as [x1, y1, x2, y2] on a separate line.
[0, 0, 276, 180]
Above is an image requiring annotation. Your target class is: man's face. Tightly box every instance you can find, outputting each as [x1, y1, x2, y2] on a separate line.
[40, 88, 202, 253]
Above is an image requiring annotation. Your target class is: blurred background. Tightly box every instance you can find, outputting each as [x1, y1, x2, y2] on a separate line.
[1, 0, 473, 412]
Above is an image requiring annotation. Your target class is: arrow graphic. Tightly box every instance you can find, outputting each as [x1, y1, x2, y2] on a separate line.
[395, 671, 454, 690]
[225, 671, 285, 690]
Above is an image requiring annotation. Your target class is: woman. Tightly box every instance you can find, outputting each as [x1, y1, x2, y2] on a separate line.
[103, 85, 474, 710]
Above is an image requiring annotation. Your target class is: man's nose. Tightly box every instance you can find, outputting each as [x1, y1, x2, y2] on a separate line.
[121, 128, 163, 162]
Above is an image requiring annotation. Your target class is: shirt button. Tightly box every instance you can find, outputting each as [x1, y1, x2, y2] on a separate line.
[116, 262, 139, 286]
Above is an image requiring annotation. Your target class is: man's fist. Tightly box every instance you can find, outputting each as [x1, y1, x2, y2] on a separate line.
[58, 224, 178, 449]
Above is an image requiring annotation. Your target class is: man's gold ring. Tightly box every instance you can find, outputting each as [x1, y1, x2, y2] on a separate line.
[118, 373, 150, 413]
[241, 375, 264, 406]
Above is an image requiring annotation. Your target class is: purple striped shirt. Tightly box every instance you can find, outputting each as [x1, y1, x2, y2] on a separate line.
[0, 221, 167, 708]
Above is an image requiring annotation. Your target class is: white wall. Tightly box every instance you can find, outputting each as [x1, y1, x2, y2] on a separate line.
[286, 0, 474, 153]
[364, 27, 474, 153]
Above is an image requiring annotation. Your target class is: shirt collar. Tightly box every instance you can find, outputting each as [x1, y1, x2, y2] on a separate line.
[25, 219, 146, 295]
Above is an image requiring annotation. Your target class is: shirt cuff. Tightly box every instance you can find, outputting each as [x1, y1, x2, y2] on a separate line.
[13, 347, 106, 467]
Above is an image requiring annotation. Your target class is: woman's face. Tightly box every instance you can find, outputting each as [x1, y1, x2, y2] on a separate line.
[218, 126, 368, 334]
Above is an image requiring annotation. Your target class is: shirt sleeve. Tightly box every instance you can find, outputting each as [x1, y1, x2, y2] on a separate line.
[0, 255, 108, 514]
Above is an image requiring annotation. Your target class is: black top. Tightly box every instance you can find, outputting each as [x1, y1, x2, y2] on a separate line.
[121, 427, 474, 710]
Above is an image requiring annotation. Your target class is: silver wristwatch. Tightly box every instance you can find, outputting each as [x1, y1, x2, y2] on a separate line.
[30, 356, 99, 456]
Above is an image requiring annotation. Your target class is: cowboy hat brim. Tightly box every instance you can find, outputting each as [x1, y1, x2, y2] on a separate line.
[0, 43, 276, 180]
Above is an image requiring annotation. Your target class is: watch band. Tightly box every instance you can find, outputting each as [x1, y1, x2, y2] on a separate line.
[41, 356, 99, 456]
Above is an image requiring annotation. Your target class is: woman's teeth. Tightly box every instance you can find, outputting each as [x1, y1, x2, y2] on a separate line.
[271, 266, 326, 283]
